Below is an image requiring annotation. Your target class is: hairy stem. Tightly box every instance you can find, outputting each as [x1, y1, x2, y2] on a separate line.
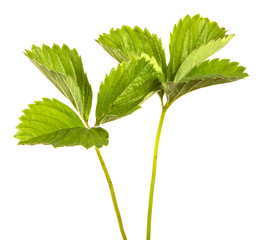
[95, 147, 127, 240]
[146, 106, 168, 240]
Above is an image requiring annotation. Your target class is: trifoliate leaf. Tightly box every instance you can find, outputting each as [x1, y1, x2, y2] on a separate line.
[25, 44, 92, 123]
[96, 26, 167, 76]
[167, 14, 229, 82]
[163, 58, 248, 104]
[14, 98, 109, 149]
[95, 56, 164, 125]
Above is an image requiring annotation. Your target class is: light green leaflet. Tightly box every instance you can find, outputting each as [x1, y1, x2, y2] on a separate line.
[95, 56, 164, 125]
[173, 34, 234, 83]
[96, 25, 167, 77]
[167, 14, 228, 82]
[163, 58, 248, 104]
[15, 98, 109, 149]
[25, 44, 92, 123]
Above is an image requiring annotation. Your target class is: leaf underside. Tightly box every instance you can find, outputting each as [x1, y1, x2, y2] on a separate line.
[15, 98, 109, 149]
[95, 56, 164, 125]
[97, 25, 167, 76]
[25, 44, 92, 122]
[163, 58, 248, 103]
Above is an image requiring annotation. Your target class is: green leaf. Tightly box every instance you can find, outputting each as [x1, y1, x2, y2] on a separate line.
[185, 58, 248, 79]
[14, 98, 109, 149]
[173, 34, 234, 82]
[95, 56, 164, 125]
[25, 44, 92, 123]
[167, 14, 229, 82]
[96, 26, 167, 76]
[163, 58, 248, 104]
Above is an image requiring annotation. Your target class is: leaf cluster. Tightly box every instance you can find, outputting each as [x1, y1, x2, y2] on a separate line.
[15, 14, 248, 149]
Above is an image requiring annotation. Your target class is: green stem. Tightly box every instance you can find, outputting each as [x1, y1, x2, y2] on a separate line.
[95, 146, 127, 240]
[146, 106, 168, 240]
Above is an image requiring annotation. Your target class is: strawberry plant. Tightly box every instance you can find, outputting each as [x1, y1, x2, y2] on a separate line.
[15, 14, 248, 240]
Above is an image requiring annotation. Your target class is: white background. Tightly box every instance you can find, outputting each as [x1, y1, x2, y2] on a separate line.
[0, 0, 260, 239]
